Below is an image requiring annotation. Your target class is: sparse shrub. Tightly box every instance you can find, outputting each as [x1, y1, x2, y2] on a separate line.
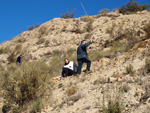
[66, 87, 77, 96]
[58, 83, 63, 88]
[145, 58, 150, 73]
[69, 93, 82, 103]
[86, 18, 94, 32]
[112, 9, 119, 12]
[110, 41, 130, 53]
[105, 23, 138, 50]
[84, 33, 92, 39]
[31, 98, 41, 112]
[144, 106, 150, 113]
[7, 63, 18, 72]
[38, 26, 47, 35]
[28, 24, 40, 31]
[0, 48, 5, 54]
[71, 20, 85, 34]
[64, 92, 82, 105]
[143, 22, 150, 40]
[89, 49, 111, 61]
[99, 9, 109, 15]
[45, 40, 50, 47]
[52, 38, 57, 44]
[44, 51, 52, 56]
[100, 88, 124, 113]
[49, 56, 64, 76]
[17, 38, 26, 43]
[52, 49, 63, 56]
[0, 61, 52, 112]
[0, 46, 10, 55]
[103, 19, 109, 24]
[126, 64, 134, 76]
[121, 84, 130, 92]
[141, 82, 150, 102]
[7, 51, 16, 63]
[67, 48, 76, 55]
[0, 64, 4, 71]
[126, 30, 140, 48]
[119, 0, 150, 14]
[94, 77, 108, 85]
[62, 26, 67, 32]
[15, 44, 22, 52]
[23, 54, 33, 62]
[36, 38, 45, 44]
[80, 16, 91, 22]
[108, 26, 138, 48]
[105, 23, 118, 36]
[91, 42, 130, 61]
[60, 9, 76, 19]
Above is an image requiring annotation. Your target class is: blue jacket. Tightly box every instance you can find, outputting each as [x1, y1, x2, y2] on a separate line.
[77, 41, 92, 60]
[16, 56, 21, 63]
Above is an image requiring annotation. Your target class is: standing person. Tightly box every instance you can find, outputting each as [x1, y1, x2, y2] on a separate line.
[16, 55, 22, 66]
[61, 58, 78, 79]
[77, 40, 92, 74]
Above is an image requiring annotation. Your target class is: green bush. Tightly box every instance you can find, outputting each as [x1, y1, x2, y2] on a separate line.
[119, 0, 150, 14]
[0, 61, 52, 112]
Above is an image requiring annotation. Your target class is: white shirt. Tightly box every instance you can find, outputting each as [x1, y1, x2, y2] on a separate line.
[63, 61, 74, 71]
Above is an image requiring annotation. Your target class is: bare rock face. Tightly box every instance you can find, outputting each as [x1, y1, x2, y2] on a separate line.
[0, 11, 150, 113]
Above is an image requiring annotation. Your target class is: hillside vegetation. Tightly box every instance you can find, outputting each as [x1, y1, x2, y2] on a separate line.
[0, 4, 150, 113]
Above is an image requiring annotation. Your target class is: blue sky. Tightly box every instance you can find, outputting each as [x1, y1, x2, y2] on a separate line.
[0, 0, 149, 44]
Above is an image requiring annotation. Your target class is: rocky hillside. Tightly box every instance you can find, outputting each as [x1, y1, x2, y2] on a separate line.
[0, 10, 150, 113]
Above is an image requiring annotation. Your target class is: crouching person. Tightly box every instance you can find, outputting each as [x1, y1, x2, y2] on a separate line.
[61, 58, 78, 79]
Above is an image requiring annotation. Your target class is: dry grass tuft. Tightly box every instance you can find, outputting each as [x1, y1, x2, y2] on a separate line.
[66, 87, 78, 96]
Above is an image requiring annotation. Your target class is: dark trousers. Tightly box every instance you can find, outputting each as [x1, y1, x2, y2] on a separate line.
[77, 58, 91, 74]
[62, 68, 74, 77]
